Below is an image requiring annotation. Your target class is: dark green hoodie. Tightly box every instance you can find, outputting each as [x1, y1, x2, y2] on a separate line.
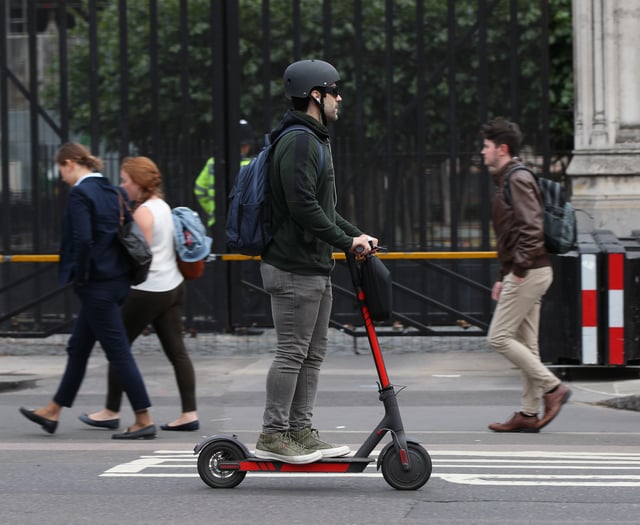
[262, 110, 362, 275]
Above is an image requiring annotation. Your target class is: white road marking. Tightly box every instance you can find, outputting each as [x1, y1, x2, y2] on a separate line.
[101, 449, 640, 487]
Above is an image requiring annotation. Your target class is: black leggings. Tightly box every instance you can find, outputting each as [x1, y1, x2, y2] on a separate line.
[106, 282, 196, 413]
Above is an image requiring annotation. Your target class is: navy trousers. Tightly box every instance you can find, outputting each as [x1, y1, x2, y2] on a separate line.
[53, 278, 151, 411]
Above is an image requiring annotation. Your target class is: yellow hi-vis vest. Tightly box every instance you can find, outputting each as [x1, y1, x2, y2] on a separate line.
[194, 157, 251, 227]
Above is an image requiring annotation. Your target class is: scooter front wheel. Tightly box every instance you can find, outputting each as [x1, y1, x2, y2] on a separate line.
[197, 440, 247, 489]
[381, 441, 432, 490]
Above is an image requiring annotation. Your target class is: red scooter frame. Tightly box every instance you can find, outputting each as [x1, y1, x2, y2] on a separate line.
[193, 251, 432, 490]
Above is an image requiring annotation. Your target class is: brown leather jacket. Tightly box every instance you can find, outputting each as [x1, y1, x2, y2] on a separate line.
[492, 159, 551, 279]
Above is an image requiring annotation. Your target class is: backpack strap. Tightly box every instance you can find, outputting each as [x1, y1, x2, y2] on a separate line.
[502, 164, 537, 206]
[276, 125, 326, 175]
[538, 176, 562, 208]
[115, 186, 134, 225]
[268, 125, 327, 238]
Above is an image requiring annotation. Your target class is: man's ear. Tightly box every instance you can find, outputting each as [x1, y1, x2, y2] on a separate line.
[498, 143, 509, 156]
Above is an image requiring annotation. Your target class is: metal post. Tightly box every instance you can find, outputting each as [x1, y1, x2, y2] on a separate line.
[118, 0, 129, 161]
[149, 0, 160, 158]
[447, 0, 458, 250]
[384, 0, 395, 248]
[88, 0, 100, 153]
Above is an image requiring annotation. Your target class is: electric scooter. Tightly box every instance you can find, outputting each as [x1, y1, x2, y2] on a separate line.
[193, 249, 432, 490]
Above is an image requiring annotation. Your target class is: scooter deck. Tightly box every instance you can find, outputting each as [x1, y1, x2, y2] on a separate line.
[218, 455, 374, 473]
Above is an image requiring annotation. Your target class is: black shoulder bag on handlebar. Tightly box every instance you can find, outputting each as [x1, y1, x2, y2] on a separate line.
[360, 255, 393, 322]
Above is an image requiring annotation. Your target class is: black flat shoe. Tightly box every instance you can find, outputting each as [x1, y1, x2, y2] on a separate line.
[160, 420, 200, 431]
[79, 413, 120, 430]
[19, 407, 58, 434]
[112, 424, 156, 440]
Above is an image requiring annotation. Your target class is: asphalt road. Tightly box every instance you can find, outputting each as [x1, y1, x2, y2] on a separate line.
[1, 333, 640, 525]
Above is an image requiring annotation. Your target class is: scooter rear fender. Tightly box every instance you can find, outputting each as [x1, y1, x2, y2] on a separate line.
[193, 434, 251, 456]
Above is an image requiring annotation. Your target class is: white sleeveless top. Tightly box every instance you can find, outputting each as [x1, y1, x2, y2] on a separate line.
[132, 198, 183, 292]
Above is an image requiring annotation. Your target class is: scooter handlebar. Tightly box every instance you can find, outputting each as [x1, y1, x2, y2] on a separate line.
[355, 239, 386, 254]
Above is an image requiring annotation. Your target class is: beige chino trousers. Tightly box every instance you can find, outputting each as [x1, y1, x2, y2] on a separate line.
[488, 266, 560, 414]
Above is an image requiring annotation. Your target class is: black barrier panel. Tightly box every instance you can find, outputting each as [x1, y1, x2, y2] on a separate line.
[540, 257, 579, 365]
[539, 253, 581, 364]
[618, 233, 640, 365]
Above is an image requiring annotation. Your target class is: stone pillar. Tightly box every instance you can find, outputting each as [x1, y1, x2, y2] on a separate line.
[567, 0, 640, 237]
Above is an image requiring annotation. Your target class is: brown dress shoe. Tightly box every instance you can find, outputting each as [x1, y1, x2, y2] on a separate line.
[488, 412, 540, 433]
[538, 383, 572, 430]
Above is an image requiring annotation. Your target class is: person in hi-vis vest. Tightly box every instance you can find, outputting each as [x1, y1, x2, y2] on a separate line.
[193, 119, 253, 228]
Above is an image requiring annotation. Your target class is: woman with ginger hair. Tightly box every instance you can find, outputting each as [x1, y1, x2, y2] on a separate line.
[80, 156, 200, 432]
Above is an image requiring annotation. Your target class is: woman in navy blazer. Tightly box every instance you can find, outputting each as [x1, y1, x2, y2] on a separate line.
[19, 142, 156, 439]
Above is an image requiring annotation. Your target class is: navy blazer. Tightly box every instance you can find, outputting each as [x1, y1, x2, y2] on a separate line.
[58, 176, 131, 286]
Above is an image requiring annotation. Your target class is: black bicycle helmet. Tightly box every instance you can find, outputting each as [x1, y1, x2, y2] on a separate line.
[283, 59, 340, 98]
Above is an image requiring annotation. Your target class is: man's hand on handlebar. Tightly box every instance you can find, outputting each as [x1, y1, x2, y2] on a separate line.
[350, 234, 379, 255]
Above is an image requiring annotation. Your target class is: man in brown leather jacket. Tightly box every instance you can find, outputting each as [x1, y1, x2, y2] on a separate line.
[481, 117, 571, 432]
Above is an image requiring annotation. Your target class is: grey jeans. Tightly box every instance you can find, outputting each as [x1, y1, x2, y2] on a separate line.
[488, 267, 559, 414]
[260, 262, 333, 433]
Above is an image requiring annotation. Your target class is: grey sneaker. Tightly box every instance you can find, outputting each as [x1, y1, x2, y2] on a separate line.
[255, 431, 322, 464]
[289, 427, 350, 458]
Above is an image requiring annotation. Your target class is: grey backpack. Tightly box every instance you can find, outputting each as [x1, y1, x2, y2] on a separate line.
[503, 165, 577, 255]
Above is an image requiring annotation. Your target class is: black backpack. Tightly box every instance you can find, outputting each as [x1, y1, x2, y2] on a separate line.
[503, 165, 577, 255]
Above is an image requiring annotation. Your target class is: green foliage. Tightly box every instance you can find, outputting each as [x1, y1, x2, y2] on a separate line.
[43, 0, 573, 157]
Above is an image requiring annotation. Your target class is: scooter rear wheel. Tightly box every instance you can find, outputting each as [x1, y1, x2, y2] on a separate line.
[197, 440, 247, 489]
[381, 441, 432, 490]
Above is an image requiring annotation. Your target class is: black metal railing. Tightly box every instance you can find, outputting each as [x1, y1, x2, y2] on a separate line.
[1, 0, 571, 335]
